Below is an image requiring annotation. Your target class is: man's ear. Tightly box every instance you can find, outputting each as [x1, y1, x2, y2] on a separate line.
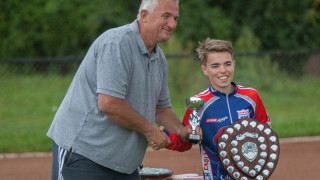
[140, 9, 149, 23]
[201, 65, 208, 76]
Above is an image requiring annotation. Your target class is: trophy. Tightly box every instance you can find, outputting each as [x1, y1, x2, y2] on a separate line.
[217, 118, 280, 180]
[185, 97, 204, 144]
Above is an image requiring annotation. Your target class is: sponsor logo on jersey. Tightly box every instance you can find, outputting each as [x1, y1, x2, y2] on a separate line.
[206, 118, 217, 123]
[202, 151, 210, 171]
[201, 147, 213, 180]
[206, 116, 228, 123]
[237, 109, 249, 119]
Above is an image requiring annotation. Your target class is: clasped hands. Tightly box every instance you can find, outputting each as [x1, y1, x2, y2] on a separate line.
[149, 125, 202, 151]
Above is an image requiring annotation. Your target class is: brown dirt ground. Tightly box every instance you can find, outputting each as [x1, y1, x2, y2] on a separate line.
[0, 137, 319, 180]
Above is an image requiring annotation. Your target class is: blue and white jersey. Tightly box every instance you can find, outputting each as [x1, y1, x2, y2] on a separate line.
[182, 82, 271, 180]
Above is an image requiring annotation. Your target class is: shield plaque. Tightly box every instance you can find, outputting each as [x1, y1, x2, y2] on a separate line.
[217, 118, 280, 180]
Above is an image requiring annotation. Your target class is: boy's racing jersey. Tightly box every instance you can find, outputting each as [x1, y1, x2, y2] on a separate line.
[167, 82, 271, 180]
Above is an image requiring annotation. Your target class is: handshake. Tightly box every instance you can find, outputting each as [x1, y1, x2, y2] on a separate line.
[149, 124, 202, 151]
[149, 97, 204, 151]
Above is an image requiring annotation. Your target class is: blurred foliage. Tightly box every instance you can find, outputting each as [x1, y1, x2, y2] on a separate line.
[1, 0, 320, 75]
[1, 0, 320, 57]
[176, 0, 320, 51]
[0, 0, 140, 57]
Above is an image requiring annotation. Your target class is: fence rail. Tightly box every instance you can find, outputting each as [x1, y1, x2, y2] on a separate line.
[0, 49, 319, 78]
[1, 49, 320, 63]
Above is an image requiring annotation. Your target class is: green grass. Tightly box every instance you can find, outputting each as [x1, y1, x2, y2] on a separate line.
[0, 74, 74, 153]
[260, 77, 320, 138]
[0, 66, 320, 153]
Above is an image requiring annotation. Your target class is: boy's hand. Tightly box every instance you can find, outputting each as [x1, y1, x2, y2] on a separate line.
[178, 125, 202, 143]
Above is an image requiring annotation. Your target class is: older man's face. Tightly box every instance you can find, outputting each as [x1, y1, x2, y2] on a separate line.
[144, 0, 179, 43]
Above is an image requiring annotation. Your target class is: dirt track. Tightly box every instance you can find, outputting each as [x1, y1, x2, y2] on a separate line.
[1, 137, 319, 180]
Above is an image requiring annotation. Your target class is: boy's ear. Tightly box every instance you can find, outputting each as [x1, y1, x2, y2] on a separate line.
[201, 65, 208, 76]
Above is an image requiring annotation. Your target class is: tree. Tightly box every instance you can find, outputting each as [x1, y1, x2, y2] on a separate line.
[175, 0, 320, 51]
[1, 0, 319, 58]
[0, 0, 139, 57]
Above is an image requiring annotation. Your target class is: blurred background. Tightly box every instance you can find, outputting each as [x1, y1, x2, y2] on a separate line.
[0, 0, 319, 153]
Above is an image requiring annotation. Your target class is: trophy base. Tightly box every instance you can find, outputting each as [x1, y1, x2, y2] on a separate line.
[140, 167, 173, 179]
[187, 133, 201, 144]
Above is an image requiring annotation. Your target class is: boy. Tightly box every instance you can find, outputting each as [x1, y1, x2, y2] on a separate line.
[166, 38, 271, 180]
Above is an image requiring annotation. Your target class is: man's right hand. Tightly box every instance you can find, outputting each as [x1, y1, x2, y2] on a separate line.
[147, 126, 171, 150]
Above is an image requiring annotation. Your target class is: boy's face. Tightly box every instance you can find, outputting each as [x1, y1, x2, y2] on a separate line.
[201, 51, 235, 94]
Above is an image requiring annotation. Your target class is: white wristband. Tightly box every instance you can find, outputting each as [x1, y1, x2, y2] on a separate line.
[177, 126, 183, 136]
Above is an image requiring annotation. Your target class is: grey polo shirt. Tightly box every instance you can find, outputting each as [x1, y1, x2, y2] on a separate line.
[47, 20, 171, 174]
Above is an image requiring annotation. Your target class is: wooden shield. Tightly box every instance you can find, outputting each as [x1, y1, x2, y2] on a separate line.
[217, 118, 280, 180]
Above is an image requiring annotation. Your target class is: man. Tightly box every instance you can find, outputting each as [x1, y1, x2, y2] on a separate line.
[47, 0, 200, 179]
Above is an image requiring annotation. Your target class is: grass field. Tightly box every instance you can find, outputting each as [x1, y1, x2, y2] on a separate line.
[0, 74, 73, 153]
[0, 61, 320, 153]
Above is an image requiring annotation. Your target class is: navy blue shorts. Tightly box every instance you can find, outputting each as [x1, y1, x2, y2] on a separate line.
[51, 141, 141, 180]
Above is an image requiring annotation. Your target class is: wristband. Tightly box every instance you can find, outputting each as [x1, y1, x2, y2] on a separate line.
[177, 126, 183, 136]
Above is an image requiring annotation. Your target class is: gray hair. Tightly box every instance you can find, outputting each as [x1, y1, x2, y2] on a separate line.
[137, 0, 179, 19]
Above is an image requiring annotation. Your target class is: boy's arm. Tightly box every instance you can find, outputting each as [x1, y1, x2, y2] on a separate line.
[165, 130, 192, 152]
[254, 93, 271, 127]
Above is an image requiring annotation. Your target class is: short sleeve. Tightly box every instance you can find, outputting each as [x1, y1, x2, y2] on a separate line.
[96, 43, 130, 99]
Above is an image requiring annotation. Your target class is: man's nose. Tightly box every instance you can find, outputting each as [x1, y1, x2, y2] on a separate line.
[167, 18, 177, 30]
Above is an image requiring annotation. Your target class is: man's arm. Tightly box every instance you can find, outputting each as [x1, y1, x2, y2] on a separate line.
[98, 93, 170, 150]
[155, 107, 183, 134]
[155, 107, 195, 141]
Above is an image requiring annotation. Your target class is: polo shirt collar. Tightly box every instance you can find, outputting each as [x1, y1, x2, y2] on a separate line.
[129, 20, 159, 57]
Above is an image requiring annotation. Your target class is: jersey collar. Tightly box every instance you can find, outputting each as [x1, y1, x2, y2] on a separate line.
[209, 82, 238, 96]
